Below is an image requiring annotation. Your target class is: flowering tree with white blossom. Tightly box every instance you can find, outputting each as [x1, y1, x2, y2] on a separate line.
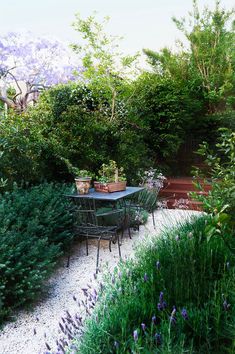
[0, 31, 81, 111]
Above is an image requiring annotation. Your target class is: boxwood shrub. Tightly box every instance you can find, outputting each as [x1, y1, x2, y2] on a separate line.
[0, 183, 73, 324]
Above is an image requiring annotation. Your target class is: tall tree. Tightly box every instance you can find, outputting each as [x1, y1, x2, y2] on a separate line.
[71, 13, 139, 121]
[144, 0, 235, 113]
[0, 32, 80, 111]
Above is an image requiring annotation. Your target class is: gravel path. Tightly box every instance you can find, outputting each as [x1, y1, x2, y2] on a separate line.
[0, 209, 200, 354]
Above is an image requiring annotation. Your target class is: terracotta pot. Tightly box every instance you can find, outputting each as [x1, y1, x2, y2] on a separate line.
[75, 177, 91, 194]
[94, 181, 126, 193]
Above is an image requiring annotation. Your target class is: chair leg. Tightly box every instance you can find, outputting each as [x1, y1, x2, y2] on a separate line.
[66, 237, 73, 267]
[96, 237, 101, 274]
[121, 227, 124, 244]
[127, 213, 132, 239]
[117, 233, 122, 259]
[152, 210, 156, 229]
[128, 226, 132, 239]
[86, 236, 89, 256]
[109, 238, 112, 252]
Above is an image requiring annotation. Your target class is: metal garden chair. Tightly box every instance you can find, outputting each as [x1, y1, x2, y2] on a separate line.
[68, 197, 124, 273]
[127, 188, 159, 229]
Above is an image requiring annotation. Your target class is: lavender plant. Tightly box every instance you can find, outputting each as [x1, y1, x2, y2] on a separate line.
[68, 215, 235, 353]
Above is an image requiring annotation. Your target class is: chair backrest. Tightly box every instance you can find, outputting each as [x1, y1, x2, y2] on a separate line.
[69, 197, 98, 226]
[137, 189, 158, 212]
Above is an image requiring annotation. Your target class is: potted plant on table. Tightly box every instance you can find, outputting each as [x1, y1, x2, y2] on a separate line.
[74, 169, 92, 194]
[94, 160, 127, 193]
[61, 157, 92, 194]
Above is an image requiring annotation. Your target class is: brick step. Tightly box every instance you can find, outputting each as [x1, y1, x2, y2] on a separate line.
[163, 184, 211, 192]
[163, 179, 212, 192]
[159, 189, 208, 199]
[158, 177, 210, 211]
[160, 198, 203, 211]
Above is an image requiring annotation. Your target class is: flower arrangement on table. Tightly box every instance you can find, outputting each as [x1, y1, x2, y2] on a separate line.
[139, 167, 166, 192]
[94, 160, 127, 193]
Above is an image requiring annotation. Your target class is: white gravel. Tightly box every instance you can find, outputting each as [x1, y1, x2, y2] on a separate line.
[0, 209, 200, 354]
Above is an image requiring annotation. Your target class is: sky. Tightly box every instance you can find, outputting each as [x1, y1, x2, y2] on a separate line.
[0, 0, 234, 56]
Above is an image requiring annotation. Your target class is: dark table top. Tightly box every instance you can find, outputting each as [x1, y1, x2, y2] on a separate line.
[66, 186, 144, 201]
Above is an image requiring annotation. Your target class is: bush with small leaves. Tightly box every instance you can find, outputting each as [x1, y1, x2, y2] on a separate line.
[0, 183, 73, 323]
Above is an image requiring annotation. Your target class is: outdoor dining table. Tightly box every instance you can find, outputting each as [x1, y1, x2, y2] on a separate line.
[66, 186, 144, 201]
[66, 186, 145, 235]
[65, 186, 145, 271]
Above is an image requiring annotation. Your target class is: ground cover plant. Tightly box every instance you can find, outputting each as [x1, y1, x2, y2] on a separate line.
[0, 183, 73, 324]
[71, 214, 235, 353]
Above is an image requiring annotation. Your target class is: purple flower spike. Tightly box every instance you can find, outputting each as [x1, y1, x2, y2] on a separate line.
[144, 273, 148, 282]
[157, 302, 163, 311]
[155, 333, 162, 345]
[169, 306, 177, 325]
[141, 323, 146, 331]
[152, 315, 157, 324]
[156, 261, 161, 269]
[133, 329, 138, 342]
[181, 308, 188, 320]
[114, 340, 119, 348]
[170, 315, 177, 325]
[223, 299, 231, 311]
[158, 291, 167, 310]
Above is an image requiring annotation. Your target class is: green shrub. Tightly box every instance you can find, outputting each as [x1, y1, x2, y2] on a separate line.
[0, 183, 73, 323]
[0, 111, 47, 188]
[14, 82, 149, 185]
[76, 215, 235, 353]
[129, 73, 202, 168]
[192, 128, 235, 221]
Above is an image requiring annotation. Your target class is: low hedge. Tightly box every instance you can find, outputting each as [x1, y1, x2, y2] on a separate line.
[0, 183, 73, 324]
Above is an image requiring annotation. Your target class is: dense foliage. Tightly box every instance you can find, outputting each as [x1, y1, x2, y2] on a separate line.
[0, 2, 234, 184]
[0, 183, 73, 324]
[144, 1, 235, 114]
[192, 128, 235, 221]
[0, 82, 149, 188]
